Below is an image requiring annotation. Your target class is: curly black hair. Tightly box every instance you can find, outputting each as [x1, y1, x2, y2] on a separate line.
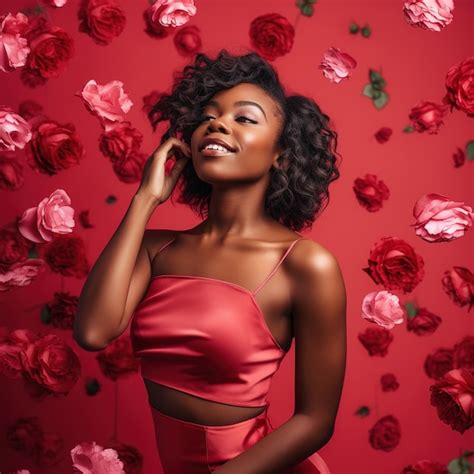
[148, 49, 341, 232]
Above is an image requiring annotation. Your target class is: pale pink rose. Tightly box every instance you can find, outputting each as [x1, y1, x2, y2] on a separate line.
[362, 290, 405, 330]
[75, 79, 133, 132]
[0, 259, 46, 291]
[319, 47, 357, 84]
[0, 12, 30, 35]
[0, 107, 32, 151]
[0, 12, 31, 72]
[71, 441, 125, 474]
[403, 0, 454, 32]
[18, 189, 75, 243]
[150, 0, 197, 28]
[42, 0, 68, 7]
[411, 193, 473, 242]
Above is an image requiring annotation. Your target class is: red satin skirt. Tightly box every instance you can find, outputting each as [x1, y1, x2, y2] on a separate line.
[151, 402, 331, 473]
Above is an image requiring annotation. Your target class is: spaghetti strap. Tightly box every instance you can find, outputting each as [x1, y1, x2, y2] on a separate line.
[157, 236, 177, 254]
[252, 236, 306, 296]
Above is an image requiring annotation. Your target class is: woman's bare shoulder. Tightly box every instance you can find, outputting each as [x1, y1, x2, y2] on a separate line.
[144, 228, 183, 260]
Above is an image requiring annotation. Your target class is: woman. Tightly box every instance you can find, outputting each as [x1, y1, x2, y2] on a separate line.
[74, 49, 347, 473]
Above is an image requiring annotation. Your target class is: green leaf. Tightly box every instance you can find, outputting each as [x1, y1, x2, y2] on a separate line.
[302, 4, 314, 16]
[349, 22, 359, 34]
[362, 83, 374, 98]
[355, 405, 370, 417]
[373, 90, 388, 109]
[40, 305, 52, 324]
[403, 125, 414, 133]
[106, 195, 118, 204]
[369, 69, 383, 83]
[466, 140, 474, 160]
[361, 25, 371, 37]
[404, 301, 418, 319]
[85, 378, 101, 396]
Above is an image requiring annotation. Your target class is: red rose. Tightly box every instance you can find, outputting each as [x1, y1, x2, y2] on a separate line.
[441, 266, 474, 312]
[0, 224, 30, 272]
[26, 120, 85, 176]
[43, 234, 90, 278]
[452, 146, 465, 168]
[46, 291, 79, 330]
[106, 441, 144, 474]
[401, 459, 449, 474]
[0, 328, 40, 379]
[358, 326, 394, 357]
[20, 333, 81, 396]
[112, 150, 147, 184]
[443, 56, 474, 117]
[78, 0, 127, 46]
[142, 89, 164, 130]
[368, 415, 401, 451]
[78, 209, 94, 229]
[374, 126, 392, 144]
[143, 8, 171, 39]
[32, 432, 65, 467]
[353, 173, 390, 212]
[6, 417, 44, 455]
[174, 25, 202, 57]
[430, 368, 474, 434]
[99, 122, 143, 164]
[424, 348, 454, 379]
[380, 373, 399, 392]
[96, 336, 139, 381]
[453, 335, 474, 371]
[406, 307, 443, 336]
[362, 236, 425, 293]
[249, 13, 294, 61]
[408, 100, 449, 134]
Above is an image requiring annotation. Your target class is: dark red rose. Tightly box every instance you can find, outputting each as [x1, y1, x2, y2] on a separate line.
[96, 335, 139, 381]
[18, 99, 44, 121]
[142, 89, 164, 130]
[143, 7, 172, 39]
[453, 335, 474, 371]
[406, 307, 442, 336]
[20, 66, 48, 88]
[401, 459, 449, 474]
[78, 209, 95, 229]
[6, 417, 44, 454]
[429, 368, 474, 434]
[26, 120, 85, 176]
[441, 266, 474, 312]
[106, 441, 143, 474]
[424, 348, 454, 379]
[443, 56, 474, 117]
[174, 25, 202, 57]
[380, 373, 399, 392]
[408, 100, 449, 134]
[0, 328, 40, 379]
[20, 333, 81, 396]
[374, 126, 392, 143]
[32, 432, 65, 467]
[358, 326, 394, 357]
[46, 291, 79, 329]
[353, 173, 390, 212]
[0, 223, 30, 272]
[99, 122, 143, 164]
[112, 150, 147, 184]
[78, 0, 127, 46]
[452, 146, 465, 168]
[362, 236, 425, 293]
[249, 13, 294, 61]
[368, 415, 401, 451]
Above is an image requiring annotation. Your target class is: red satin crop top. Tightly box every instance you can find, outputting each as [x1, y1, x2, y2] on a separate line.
[130, 235, 306, 408]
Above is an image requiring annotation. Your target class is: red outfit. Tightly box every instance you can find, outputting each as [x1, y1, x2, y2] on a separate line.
[131, 235, 330, 473]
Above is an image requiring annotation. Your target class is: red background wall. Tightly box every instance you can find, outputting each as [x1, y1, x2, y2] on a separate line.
[1, 0, 472, 473]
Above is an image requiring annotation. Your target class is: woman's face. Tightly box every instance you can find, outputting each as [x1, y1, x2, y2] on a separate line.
[190, 83, 284, 184]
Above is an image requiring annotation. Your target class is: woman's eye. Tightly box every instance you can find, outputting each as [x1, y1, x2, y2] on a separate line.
[199, 115, 255, 123]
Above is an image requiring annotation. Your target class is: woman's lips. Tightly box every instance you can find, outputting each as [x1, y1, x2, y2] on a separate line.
[200, 147, 235, 156]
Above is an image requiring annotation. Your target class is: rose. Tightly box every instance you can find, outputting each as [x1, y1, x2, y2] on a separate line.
[0, 154, 25, 191]
[0, 11, 30, 35]
[453, 335, 474, 371]
[0, 259, 46, 292]
[0, 12, 31, 72]
[408, 100, 449, 134]
[173, 24, 201, 57]
[6, 417, 43, 455]
[32, 433, 65, 467]
[78, 0, 126, 46]
[99, 122, 143, 163]
[106, 442, 143, 474]
[403, 0, 454, 32]
[406, 307, 442, 336]
[424, 348, 454, 379]
[0, 225, 30, 273]
[249, 13, 294, 61]
[358, 326, 394, 357]
[18, 189, 75, 243]
[95, 336, 139, 381]
[46, 291, 79, 330]
[361, 290, 405, 329]
[401, 459, 449, 474]
[441, 266, 474, 312]
[42, 0, 68, 7]
[143, 8, 172, 38]
[112, 150, 147, 184]
[0, 328, 40, 379]
[411, 193, 473, 242]
[362, 236, 425, 293]
[443, 56, 474, 117]
[142, 90, 164, 130]
[71, 441, 125, 474]
[150, 0, 197, 28]
[26, 120, 85, 176]
[20, 333, 81, 395]
[429, 368, 474, 434]
[43, 234, 89, 278]
[76, 79, 133, 132]
[381, 373, 399, 392]
[353, 173, 390, 212]
[374, 127, 392, 144]
[369, 415, 401, 451]
[319, 47, 357, 84]
[0, 107, 32, 152]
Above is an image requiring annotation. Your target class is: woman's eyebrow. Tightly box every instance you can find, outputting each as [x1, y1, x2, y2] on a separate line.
[206, 100, 267, 121]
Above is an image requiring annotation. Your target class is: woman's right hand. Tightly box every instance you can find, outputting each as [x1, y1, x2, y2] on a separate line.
[136, 137, 191, 205]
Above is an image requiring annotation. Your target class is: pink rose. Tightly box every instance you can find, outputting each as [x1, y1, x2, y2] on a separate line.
[71, 441, 125, 474]
[150, 0, 197, 28]
[0, 12, 31, 72]
[411, 193, 473, 242]
[0, 107, 32, 151]
[403, 0, 454, 32]
[319, 47, 357, 84]
[76, 79, 133, 132]
[0, 153, 25, 191]
[361, 290, 405, 329]
[18, 189, 75, 243]
[441, 266, 474, 312]
[0, 259, 46, 292]
[0, 12, 30, 35]
[408, 100, 449, 134]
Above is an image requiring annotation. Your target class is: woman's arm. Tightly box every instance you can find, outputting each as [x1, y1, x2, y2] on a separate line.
[73, 191, 158, 351]
[215, 240, 347, 473]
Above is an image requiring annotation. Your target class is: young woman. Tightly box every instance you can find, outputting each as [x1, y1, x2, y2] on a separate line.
[74, 49, 347, 473]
